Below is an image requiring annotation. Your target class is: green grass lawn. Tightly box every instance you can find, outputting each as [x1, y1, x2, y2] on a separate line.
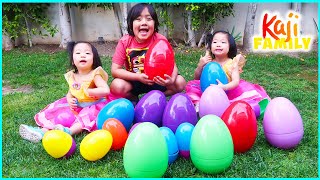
[2, 48, 318, 178]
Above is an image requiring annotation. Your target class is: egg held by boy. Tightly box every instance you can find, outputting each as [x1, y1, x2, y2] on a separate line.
[263, 97, 304, 149]
[221, 101, 257, 153]
[144, 39, 174, 80]
[42, 130, 76, 159]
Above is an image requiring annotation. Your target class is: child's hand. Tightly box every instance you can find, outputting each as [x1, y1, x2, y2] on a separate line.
[67, 97, 78, 111]
[215, 79, 227, 91]
[139, 73, 154, 85]
[198, 54, 212, 68]
[153, 74, 173, 86]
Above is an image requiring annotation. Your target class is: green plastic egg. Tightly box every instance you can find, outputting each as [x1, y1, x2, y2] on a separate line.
[123, 122, 168, 177]
[190, 115, 234, 174]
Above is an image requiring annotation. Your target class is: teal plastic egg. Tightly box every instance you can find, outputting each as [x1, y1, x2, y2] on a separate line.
[123, 122, 168, 177]
[190, 115, 234, 174]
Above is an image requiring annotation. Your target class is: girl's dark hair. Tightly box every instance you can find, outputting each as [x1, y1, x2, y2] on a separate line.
[127, 3, 159, 36]
[205, 30, 237, 59]
[67, 41, 102, 73]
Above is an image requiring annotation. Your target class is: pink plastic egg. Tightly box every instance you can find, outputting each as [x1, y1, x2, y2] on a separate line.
[263, 97, 304, 149]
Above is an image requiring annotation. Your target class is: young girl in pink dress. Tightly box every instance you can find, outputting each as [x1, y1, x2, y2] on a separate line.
[19, 41, 110, 143]
[186, 31, 270, 115]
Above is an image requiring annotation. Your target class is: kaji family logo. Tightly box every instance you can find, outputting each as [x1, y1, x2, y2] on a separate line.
[253, 11, 313, 52]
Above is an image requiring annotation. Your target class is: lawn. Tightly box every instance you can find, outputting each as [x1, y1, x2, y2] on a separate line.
[2, 47, 318, 178]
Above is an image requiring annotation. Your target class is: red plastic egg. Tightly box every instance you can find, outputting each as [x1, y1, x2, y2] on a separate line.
[144, 39, 174, 80]
[102, 118, 128, 150]
[221, 101, 257, 153]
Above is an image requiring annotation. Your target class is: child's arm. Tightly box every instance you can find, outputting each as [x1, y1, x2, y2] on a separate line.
[86, 75, 110, 98]
[194, 53, 212, 80]
[111, 62, 154, 85]
[216, 55, 243, 91]
[66, 91, 77, 110]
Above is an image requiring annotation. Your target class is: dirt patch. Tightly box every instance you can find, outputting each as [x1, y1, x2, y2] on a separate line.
[2, 85, 33, 96]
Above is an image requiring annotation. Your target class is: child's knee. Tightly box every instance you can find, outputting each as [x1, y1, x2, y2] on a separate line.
[110, 79, 131, 95]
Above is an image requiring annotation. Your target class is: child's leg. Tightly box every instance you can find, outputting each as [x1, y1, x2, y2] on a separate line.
[165, 75, 187, 96]
[110, 78, 133, 98]
[19, 124, 49, 143]
[54, 122, 83, 135]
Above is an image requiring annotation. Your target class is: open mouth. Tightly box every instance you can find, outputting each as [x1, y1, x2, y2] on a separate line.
[139, 28, 149, 35]
[80, 60, 87, 63]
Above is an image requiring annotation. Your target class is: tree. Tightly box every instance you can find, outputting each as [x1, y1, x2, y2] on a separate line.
[243, 3, 257, 51]
[59, 3, 72, 49]
[113, 3, 128, 36]
[185, 3, 234, 48]
[2, 3, 58, 49]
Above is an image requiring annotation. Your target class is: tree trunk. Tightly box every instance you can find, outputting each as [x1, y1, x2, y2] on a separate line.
[292, 3, 302, 34]
[243, 3, 257, 52]
[113, 3, 128, 36]
[197, 32, 206, 47]
[23, 5, 32, 47]
[121, 3, 128, 35]
[59, 3, 72, 49]
[2, 32, 14, 51]
[187, 11, 196, 47]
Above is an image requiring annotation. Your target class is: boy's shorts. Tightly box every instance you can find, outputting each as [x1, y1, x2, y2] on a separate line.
[130, 81, 167, 96]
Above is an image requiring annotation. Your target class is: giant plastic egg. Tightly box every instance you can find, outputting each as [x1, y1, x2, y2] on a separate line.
[263, 97, 304, 149]
[53, 108, 75, 128]
[123, 122, 168, 177]
[160, 127, 179, 164]
[144, 39, 174, 80]
[134, 90, 167, 126]
[80, 130, 113, 161]
[162, 93, 197, 133]
[128, 122, 142, 135]
[102, 118, 128, 151]
[190, 115, 233, 174]
[175, 122, 194, 158]
[42, 130, 76, 159]
[200, 62, 228, 92]
[97, 98, 134, 131]
[199, 85, 230, 118]
[221, 101, 257, 153]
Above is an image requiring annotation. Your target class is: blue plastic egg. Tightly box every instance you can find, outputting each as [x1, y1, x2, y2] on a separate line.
[160, 127, 179, 164]
[97, 98, 134, 131]
[175, 122, 194, 159]
[200, 62, 228, 92]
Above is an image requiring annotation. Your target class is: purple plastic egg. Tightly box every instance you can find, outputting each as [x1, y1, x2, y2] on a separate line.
[134, 90, 167, 126]
[175, 123, 194, 159]
[199, 85, 230, 118]
[263, 97, 304, 149]
[162, 93, 197, 133]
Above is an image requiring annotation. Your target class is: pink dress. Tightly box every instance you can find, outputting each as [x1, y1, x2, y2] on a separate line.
[185, 59, 270, 117]
[34, 67, 114, 132]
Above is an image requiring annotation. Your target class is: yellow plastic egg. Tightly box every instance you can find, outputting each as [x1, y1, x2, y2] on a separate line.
[42, 130, 75, 159]
[80, 130, 113, 161]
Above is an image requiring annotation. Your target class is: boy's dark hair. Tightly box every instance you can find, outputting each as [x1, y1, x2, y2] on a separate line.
[127, 3, 159, 36]
[67, 41, 102, 73]
[205, 30, 237, 59]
